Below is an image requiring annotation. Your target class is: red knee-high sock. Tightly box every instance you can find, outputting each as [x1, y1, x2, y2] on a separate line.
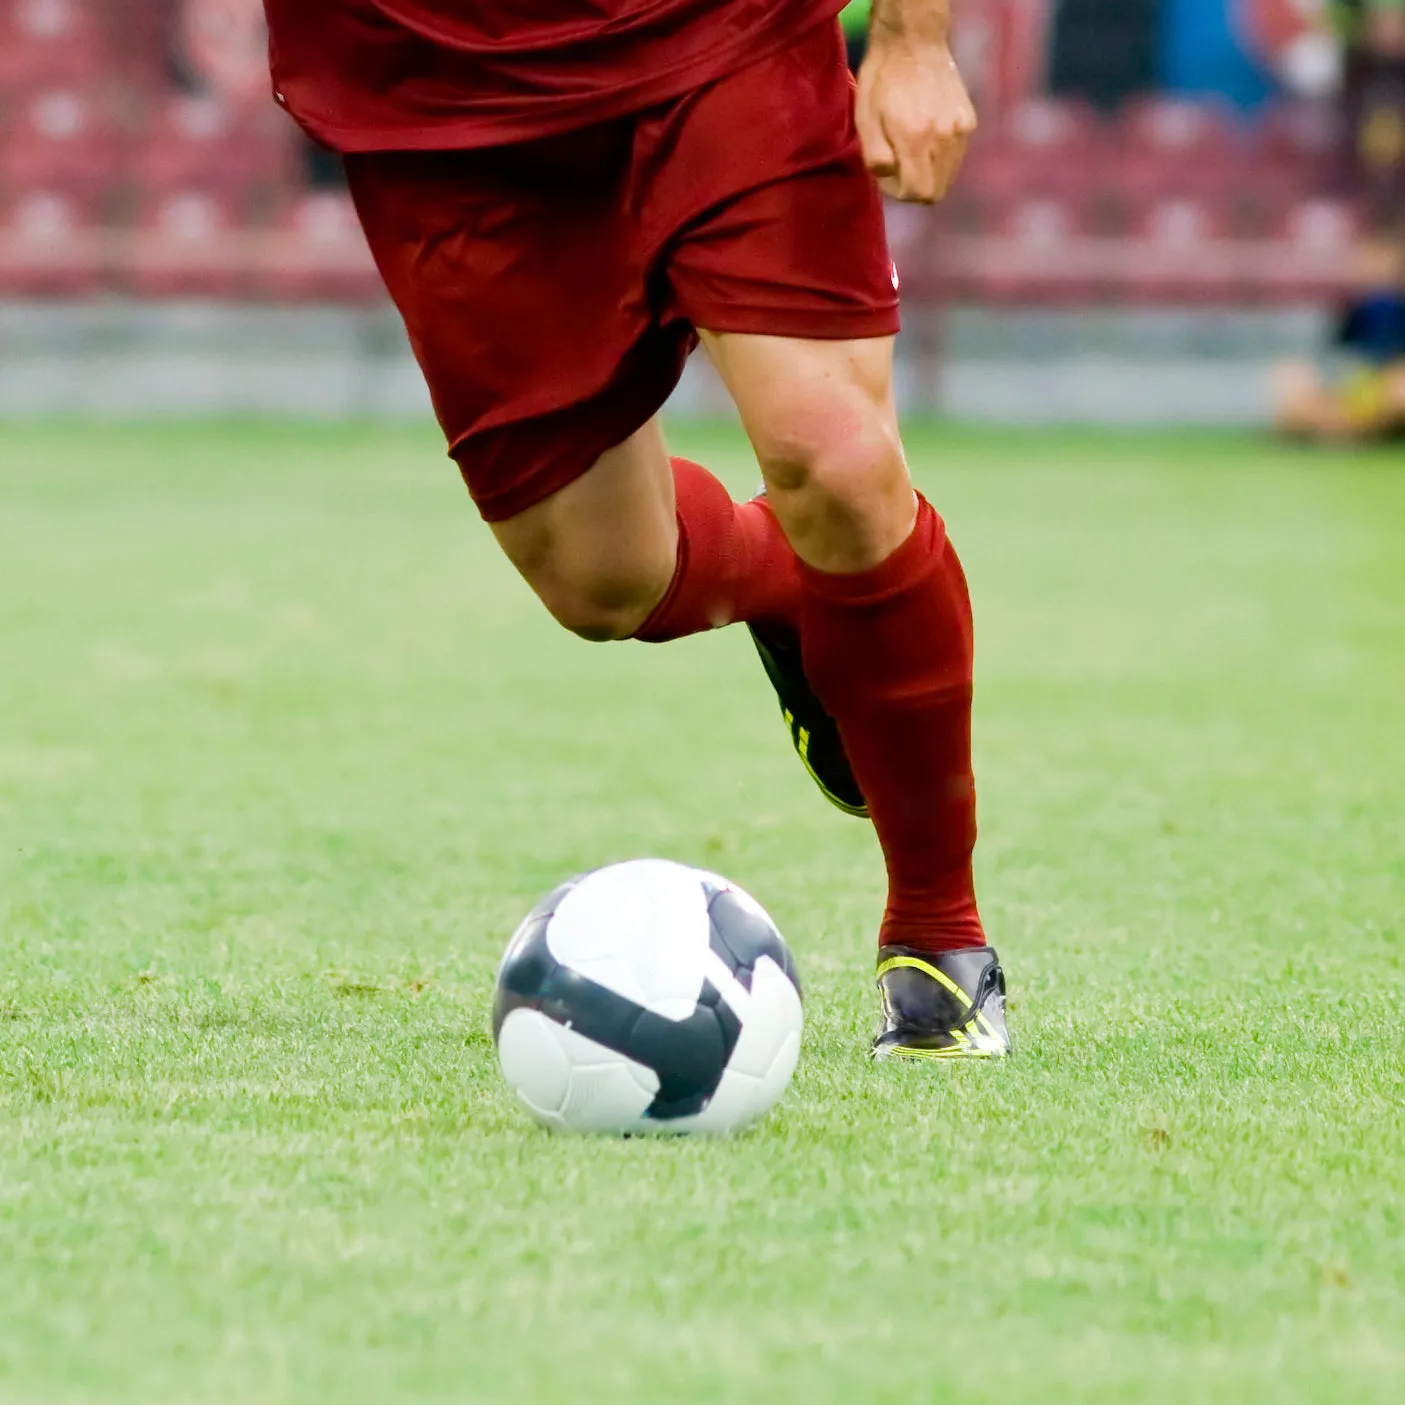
[634, 459, 799, 642]
[799, 495, 985, 953]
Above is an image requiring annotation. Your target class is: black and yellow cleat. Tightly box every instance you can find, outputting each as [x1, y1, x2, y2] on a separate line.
[747, 621, 868, 819]
[872, 945, 1013, 1060]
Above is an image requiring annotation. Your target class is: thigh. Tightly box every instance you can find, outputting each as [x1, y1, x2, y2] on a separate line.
[489, 416, 678, 638]
[345, 136, 690, 523]
[701, 331, 901, 473]
[640, 20, 901, 344]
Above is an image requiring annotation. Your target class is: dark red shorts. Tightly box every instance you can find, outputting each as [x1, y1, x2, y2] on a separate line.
[344, 21, 899, 522]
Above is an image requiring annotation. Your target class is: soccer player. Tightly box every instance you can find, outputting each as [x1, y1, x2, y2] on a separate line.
[1273, 231, 1405, 442]
[263, 0, 1012, 1059]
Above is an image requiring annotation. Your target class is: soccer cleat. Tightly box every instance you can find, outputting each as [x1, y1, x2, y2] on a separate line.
[872, 945, 1013, 1060]
[747, 621, 868, 819]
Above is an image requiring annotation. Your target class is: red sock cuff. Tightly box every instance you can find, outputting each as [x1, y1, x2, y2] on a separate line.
[796, 495, 947, 605]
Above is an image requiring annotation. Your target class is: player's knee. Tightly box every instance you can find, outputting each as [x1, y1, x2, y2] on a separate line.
[774, 422, 904, 499]
[755, 396, 913, 568]
[757, 382, 906, 499]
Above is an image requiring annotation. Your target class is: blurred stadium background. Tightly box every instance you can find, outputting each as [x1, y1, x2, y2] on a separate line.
[0, 0, 1402, 424]
[5, 12, 1405, 1398]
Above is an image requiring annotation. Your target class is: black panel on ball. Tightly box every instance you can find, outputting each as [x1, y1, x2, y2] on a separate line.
[705, 885, 801, 999]
[491, 877, 580, 1041]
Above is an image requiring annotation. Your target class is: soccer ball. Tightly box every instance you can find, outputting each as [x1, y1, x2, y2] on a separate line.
[493, 859, 803, 1135]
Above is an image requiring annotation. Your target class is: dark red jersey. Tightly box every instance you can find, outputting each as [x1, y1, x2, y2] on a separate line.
[265, 0, 846, 152]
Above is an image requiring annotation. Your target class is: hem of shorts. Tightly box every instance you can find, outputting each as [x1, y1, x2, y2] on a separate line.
[686, 302, 901, 340]
[450, 374, 683, 524]
[278, 9, 844, 154]
[448, 439, 590, 525]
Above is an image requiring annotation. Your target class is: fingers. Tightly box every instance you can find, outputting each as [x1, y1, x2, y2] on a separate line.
[878, 112, 931, 202]
[884, 120, 972, 204]
[875, 93, 975, 202]
[855, 78, 898, 181]
[930, 127, 971, 200]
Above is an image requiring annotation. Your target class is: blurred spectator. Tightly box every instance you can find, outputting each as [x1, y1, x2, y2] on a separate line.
[1166, 0, 1281, 108]
[1235, 0, 1341, 99]
[1050, 0, 1161, 111]
[1270, 0, 1405, 441]
[1272, 230, 1405, 438]
[1339, 0, 1405, 225]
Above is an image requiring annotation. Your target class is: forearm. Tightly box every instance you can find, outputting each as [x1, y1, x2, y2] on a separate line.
[869, 0, 952, 47]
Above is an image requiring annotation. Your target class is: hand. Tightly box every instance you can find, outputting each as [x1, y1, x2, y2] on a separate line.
[855, 39, 977, 203]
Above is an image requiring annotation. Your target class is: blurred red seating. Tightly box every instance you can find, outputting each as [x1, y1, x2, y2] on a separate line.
[957, 98, 1106, 217]
[1100, 152, 1256, 231]
[999, 97, 1104, 163]
[953, 154, 1095, 237]
[0, 185, 103, 293]
[0, 0, 104, 92]
[0, 88, 120, 202]
[949, 149, 1030, 230]
[1121, 197, 1239, 304]
[256, 191, 381, 303]
[133, 94, 301, 201]
[1255, 197, 1359, 301]
[1237, 106, 1341, 237]
[1046, 100, 1247, 227]
[1118, 97, 1242, 163]
[886, 202, 951, 300]
[1250, 101, 1341, 178]
[1277, 196, 1359, 247]
[127, 189, 245, 298]
[104, 0, 169, 87]
[1227, 166, 1316, 238]
[968, 194, 1100, 304]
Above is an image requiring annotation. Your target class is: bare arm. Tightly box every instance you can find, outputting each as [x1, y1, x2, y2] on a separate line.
[855, 0, 977, 203]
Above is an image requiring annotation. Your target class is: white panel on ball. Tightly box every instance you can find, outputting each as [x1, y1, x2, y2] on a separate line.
[554, 1022, 657, 1132]
[496, 1008, 572, 1121]
[759, 1029, 803, 1111]
[546, 859, 712, 1020]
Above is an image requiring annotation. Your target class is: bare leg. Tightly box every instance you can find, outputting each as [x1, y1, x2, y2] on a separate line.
[490, 418, 677, 641]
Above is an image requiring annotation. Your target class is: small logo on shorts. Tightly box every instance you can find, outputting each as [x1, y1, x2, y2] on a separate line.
[890, 262, 901, 292]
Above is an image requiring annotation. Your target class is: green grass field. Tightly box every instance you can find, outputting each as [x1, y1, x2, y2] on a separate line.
[2, 420, 1403, 1404]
